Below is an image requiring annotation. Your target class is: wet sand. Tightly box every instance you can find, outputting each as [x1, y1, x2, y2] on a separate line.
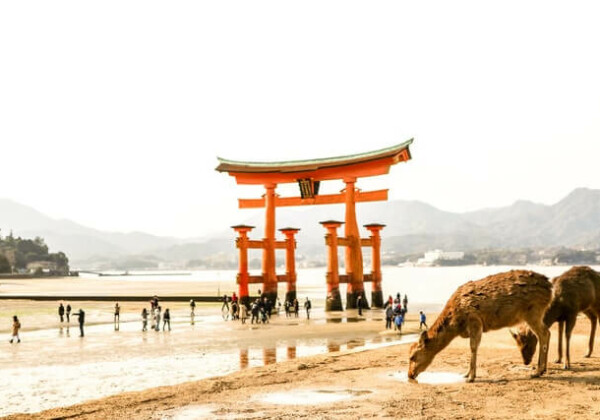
[4, 312, 600, 419]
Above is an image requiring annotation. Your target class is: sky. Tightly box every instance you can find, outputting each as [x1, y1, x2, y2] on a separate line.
[1, 1, 599, 238]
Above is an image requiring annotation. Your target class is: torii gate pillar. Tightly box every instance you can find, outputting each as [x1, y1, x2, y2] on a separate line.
[344, 177, 365, 309]
[262, 183, 278, 304]
[365, 223, 385, 308]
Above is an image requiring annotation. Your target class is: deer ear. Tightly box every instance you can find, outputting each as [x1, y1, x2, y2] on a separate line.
[509, 329, 517, 340]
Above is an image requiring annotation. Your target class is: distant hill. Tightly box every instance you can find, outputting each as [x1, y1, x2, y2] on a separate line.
[2, 188, 600, 268]
[0, 199, 183, 261]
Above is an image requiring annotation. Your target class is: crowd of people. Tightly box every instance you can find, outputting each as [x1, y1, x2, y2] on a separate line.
[8, 291, 419, 343]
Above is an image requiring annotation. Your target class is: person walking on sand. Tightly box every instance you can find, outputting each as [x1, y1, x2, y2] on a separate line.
[9, 315, 21, 343]
[419, 310, 428, 330]
[141, 308, 148, 331]
[66, 303, 72, 323]
[394, 312, 404, 332]
[293, 298, 299, 318]
[155, 306, 162, 332]
[304, 297, 312, 319]
[114, 302, 121, 330]
[74, 309, 85, 337]
[385, 304, 394, 329]
[163, 308, 171, 331]
[190, 299, 196, 316]
[240, 303, 248, 324]
[402, 294, 408, 313]
[58, 303, 65, 323]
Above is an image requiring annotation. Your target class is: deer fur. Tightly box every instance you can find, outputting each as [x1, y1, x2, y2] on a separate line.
[408, 270, 551, 382]
[512, 266, 600, 370]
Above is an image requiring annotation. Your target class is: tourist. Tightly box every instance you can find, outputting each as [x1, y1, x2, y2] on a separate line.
[277, 297, 282, 314]
[250, 299, 260, 324]
[141, 308, 148, 331]
[9, 315, 21, 343]
[222, 294, 230, 312]
[190, 299, 196, 316]
[395, 293, 401, 304]
[150, 306, 156, 330]
[240, 303, 248, 324]
[385, 295, 393, 309]
[284, 300, 290, 318]
[66, 303, 72, 323]
[58, 303, 65, 323]
[403, 294, 408, 313]
[293, 298, 299, 318]
[231, 292, 238, 304]
[357, 295, 363, 316]
[394, 312, 404, 332]
[264, 297, 272, 319]
[419, 311, 428, 330]
[163, 308, 171, 331]
[231, 301, 239, 320]
[385, 304, 394, 329]
[304, 297, 312, 319]
[114, 302, 120, 330]
[155, 306, 162, 332]
[74, 309, 85, 337]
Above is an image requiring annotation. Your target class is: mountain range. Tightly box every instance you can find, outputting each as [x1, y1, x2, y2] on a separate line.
[1, 188, 600, 268]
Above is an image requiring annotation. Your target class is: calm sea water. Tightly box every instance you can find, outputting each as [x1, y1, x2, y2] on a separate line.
[93, 265, 600, 311]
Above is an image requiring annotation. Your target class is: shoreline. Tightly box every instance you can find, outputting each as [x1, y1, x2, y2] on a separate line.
[5, 316, 600, 420]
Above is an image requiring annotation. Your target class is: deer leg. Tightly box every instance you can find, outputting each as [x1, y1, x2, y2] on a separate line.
[583, 310, 597, 358]
[465, 319, 482, 383]
[527, 319, 550, 378]
[554, 321, 564, 364]
[564, 315, 577, 370]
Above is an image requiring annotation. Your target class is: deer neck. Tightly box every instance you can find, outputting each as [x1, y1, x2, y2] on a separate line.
[427, 318, 460, 354]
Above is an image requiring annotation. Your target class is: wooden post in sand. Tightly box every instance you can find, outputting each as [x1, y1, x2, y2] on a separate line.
[279, 227, 300, 305]
[364, 223, 385, 308]
[321, 220, 344, 311]
[233, 225, 254, 307]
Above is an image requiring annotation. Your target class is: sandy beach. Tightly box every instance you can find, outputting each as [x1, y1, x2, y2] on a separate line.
[3, 273, 600, 419]
[3, 309, 600, 419]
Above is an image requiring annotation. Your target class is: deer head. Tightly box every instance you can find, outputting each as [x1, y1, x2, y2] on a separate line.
[510, 326, 538, 365]
[408, 331, 435, 380]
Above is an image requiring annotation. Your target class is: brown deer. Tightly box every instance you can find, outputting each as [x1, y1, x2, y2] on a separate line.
[511, 266, 600, 370]
[408, 270, 551, 382]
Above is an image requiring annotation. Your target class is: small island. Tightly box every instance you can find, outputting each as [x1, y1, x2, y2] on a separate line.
[0, 230, 70, 277]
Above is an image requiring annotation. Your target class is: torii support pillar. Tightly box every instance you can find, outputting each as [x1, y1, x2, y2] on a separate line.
[262, 183, 278, 305]
[321, 220, 343, 311]
[279, 227, 300, 305]
[232, 224, 254, 307]
[344, 178, 365, 309]
[365, 223, 385, 308]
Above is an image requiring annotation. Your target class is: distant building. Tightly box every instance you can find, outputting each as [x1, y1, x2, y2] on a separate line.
[417, 249, 464, 266]
[26, 261, 59, 274]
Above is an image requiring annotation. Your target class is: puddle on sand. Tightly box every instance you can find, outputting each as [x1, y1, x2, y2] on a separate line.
[256, 389, 372, 405]
[392, 371, 465, 385]
[162, 404, 215, 419]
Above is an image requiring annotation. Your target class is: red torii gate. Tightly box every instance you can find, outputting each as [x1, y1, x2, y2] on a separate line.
[216, 139, 413, 310]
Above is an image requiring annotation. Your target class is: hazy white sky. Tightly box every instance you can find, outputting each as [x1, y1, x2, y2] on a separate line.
[1, 1, 599, 238]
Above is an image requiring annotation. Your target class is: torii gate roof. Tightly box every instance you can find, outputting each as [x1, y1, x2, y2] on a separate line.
[216, 138, 413, 185]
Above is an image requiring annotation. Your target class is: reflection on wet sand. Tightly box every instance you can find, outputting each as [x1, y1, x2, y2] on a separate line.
[287, 346, 296, 360]
[263, 348, 276, 365]
[239, 348, 249, 369]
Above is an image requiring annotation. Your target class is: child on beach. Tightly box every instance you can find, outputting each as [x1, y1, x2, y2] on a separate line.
[419, 311, 428, 330]
[163, 308, 171, 331]
[141, 308, 148, 331]
[10, 315, 21, 343]
[240, 303, 248, 324]
[394, 312, 404, 332]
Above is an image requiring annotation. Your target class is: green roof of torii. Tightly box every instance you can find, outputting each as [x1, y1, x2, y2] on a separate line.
[215, 138, 413, 174]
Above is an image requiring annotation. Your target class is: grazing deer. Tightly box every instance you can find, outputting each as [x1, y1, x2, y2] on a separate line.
[408, 270, 551, 382]
[512, 266, 600, 370]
